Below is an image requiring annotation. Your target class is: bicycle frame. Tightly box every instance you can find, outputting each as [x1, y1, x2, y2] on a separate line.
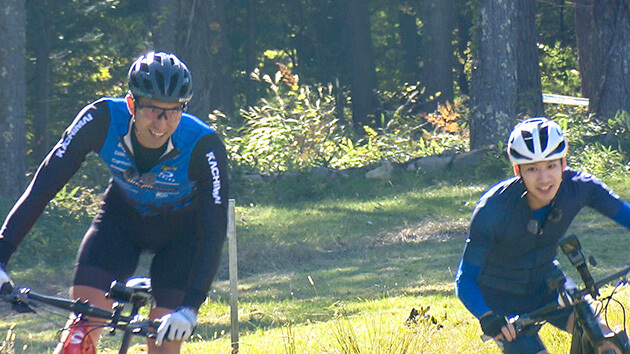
[481, 235, 630, 353]
[522, 236, 630, 353]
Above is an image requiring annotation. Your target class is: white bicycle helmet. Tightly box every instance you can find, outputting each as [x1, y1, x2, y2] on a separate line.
[507, 117, 568, 165]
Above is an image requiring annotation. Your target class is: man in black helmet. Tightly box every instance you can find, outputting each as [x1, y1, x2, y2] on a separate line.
[0, 51, 229, 353]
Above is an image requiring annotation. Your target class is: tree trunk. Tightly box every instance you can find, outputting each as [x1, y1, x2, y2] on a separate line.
[469, 0, 517, 149]
[149, 0, 178, 53]
[589, 0, 630, 120]
[575, 0, 596, 99]
[341, 0, 380, 133]
[420, 0, 455, 111]
[245, 0, 257, 109]
[150, 0, 235, 121]
[30, 0, 52, 162]
[397, 3, 421, 84]
[0, 0, 27, 199]
[179, 0, 235, 120]
[515, 0, 544, 117]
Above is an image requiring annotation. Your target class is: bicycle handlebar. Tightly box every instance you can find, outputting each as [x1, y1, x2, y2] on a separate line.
[0, 283, 160, 338]
[481, 264, 630, 342]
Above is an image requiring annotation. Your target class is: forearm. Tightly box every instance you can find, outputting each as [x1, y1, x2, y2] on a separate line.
[455, 259, 492, 318]
[182, 201, 228, 309]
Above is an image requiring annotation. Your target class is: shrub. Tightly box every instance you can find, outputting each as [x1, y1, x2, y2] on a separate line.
[539, 42, 582, 97]
[224, 73, 469, 175]
[549, 110, 630, 179]
[226, 81, 346, 174]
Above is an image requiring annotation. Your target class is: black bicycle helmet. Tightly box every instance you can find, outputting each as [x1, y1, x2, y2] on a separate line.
[128, 51, 193, 103]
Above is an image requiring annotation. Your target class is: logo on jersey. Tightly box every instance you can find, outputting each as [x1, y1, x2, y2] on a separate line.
[157, 170, 176, 183]
[571, 171, 619, 199]
[206, 152, 222, 204]
[55, 113, 94, 158]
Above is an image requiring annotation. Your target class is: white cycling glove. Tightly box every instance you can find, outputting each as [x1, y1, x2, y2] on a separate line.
[0, 264, 12, 293]
[155, 306, 197, 346]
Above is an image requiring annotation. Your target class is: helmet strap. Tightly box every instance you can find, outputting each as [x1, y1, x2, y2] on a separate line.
[125, 93, 136, 116]
[513, 164, 520, 177]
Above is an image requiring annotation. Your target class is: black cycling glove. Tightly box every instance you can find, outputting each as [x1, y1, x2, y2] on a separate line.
[479, 312, 507, 337]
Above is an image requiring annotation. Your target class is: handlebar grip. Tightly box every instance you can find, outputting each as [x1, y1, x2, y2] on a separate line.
[0, 282, 13, 295]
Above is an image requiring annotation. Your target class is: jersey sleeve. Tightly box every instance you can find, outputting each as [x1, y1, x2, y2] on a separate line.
[455, 192, 501, 318]
[0, 100, 110, 264]
[455, 258, 492, 318]
[462, 197, 498, 266]
[573, 170, 624, 218]
[612, 201, 630, 230]
[569, 170, 630, 234]
[181, 132, 229, 309]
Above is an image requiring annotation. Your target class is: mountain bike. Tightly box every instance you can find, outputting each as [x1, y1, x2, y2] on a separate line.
[0, 277, 160, 354]
[483, 234, 630, 353]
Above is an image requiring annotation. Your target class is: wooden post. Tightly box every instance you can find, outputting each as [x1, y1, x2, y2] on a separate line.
[228, 199, 239, 353]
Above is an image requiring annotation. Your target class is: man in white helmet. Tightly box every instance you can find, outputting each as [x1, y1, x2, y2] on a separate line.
[454, 118, 630, 353]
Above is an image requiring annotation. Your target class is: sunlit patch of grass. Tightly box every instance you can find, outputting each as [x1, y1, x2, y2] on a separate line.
[2, 168, 630, 353]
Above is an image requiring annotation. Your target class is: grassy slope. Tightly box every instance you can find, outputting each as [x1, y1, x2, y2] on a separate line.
[1, 167, 630, 353]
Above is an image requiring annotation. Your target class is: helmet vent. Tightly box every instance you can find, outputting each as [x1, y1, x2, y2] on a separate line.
[545, 140, 567, 159]
[509, 148, 529, 162]
[178, 85, 189, 99]
[155, 71, 165, 95]
[141, 78, 152, 92]
[167, 73, 179, 96]
[538, 126, 549, 151]
[522, 131, 535, 153]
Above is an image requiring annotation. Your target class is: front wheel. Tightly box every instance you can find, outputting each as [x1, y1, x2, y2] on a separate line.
[606, 330, 630, 354]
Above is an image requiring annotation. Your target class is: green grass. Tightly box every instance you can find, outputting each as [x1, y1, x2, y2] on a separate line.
[1, 169, 630, 353]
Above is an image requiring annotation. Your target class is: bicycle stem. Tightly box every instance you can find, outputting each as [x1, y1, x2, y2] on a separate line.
[572, 297, 607, 348]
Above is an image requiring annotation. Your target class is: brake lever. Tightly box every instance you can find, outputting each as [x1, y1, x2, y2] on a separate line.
[11, 300, 36, 313]
[2, 287, 36, 313]
[125, 315, 159, 338]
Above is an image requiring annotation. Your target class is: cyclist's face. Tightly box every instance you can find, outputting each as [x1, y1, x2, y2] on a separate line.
[518, 159, 564, 210]
[128, 96, 184, 149]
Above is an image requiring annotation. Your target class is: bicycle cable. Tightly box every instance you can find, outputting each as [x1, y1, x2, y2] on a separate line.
[597, 280, 627, 334]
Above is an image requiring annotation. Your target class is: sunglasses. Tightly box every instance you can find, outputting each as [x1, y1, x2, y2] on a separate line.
[134, 100, 186, 121]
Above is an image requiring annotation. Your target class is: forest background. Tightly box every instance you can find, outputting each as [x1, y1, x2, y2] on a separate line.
[2, 0, 630, 352]
[1, 0, 630, 195]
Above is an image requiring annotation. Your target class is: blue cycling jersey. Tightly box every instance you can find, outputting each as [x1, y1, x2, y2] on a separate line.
[455, 169, 630, 318]
[100, 98, 216, 216]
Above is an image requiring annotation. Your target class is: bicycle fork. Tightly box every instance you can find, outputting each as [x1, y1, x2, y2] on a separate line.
[572, 300, 630, 354]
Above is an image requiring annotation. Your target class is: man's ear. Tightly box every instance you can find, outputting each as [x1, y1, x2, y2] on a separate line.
[561, 156, 567, 170]
[513, 164, 521, 177]
[125, 93, 135, 115]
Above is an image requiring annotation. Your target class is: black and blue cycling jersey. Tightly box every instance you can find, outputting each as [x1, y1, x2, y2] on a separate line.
[455, 169, 630, 318]
[0, 97, 229, 310]
[99, 98, 218, 216]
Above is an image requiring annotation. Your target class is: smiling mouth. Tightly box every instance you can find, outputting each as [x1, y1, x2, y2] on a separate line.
[537, 184, 556, 195]
[149, 129, 166, 138]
